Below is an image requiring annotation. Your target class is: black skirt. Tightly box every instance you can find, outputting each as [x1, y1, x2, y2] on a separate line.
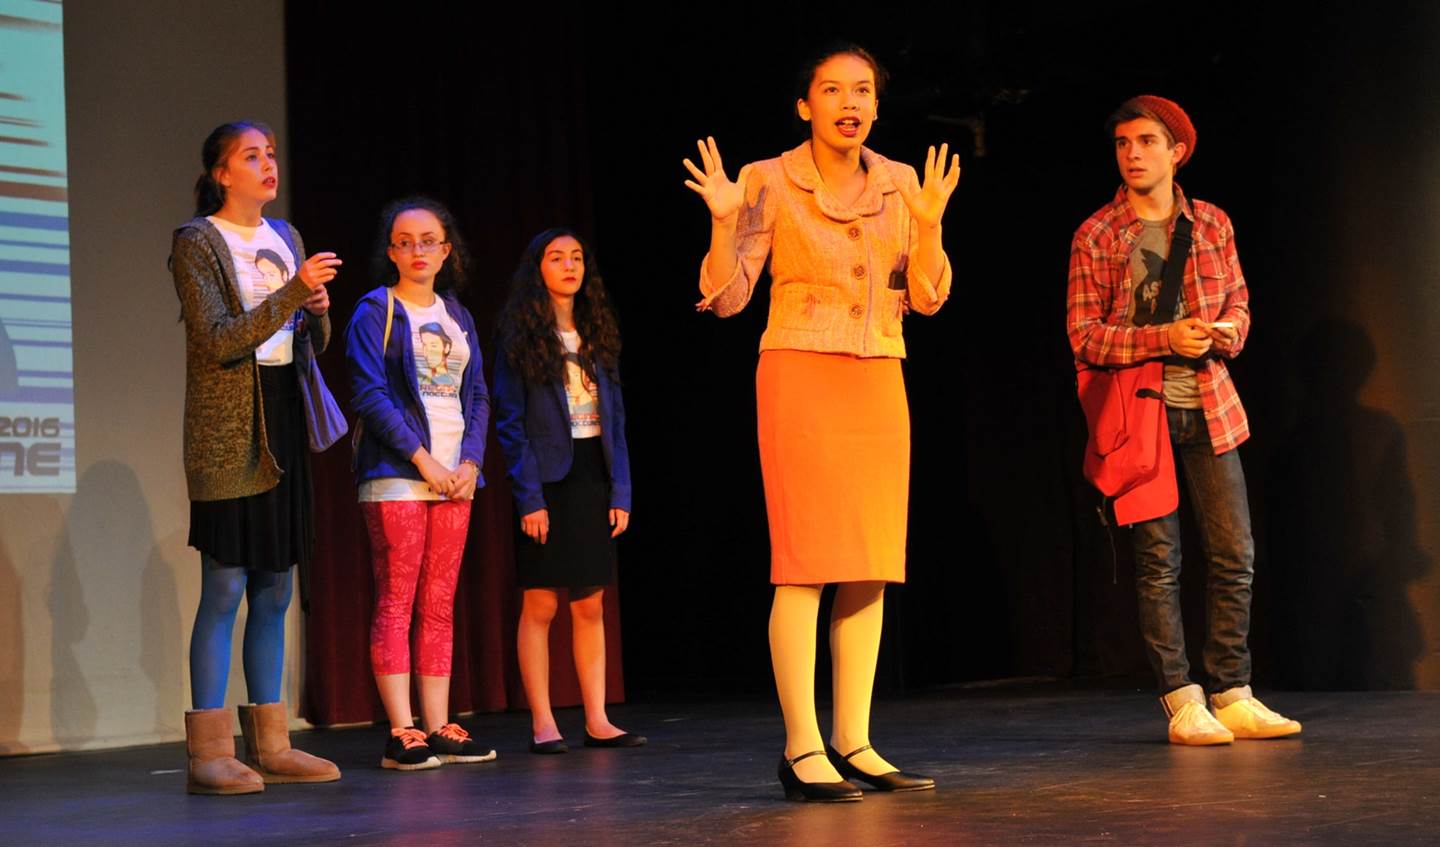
[188, 364, 313, 573]
[516, 437, 616, 590]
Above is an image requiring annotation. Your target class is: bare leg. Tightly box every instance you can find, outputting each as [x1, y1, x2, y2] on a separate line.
[417, 675, 451, 733]
[518, 588, 562, 741]
[374, 673, 415, 729]
[571, 587, 627, 738]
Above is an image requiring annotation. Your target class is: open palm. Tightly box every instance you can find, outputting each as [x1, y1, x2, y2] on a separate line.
[899, 143, 961, 228]
[683, 136, 751, 220]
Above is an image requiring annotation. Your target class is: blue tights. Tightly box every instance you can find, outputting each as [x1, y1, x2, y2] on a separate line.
[189, 555, 294, 710]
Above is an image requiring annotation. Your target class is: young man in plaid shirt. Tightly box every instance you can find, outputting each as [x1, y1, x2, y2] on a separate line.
[1067, 96, 1302, 745]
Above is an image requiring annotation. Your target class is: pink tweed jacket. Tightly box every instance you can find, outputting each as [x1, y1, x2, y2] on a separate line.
[699, 141, 951, 358]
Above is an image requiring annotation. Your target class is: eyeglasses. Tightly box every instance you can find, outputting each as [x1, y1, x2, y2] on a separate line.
[390, 238, 448, 254]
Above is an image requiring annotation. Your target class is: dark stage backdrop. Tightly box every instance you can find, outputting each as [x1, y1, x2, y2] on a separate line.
[286, 2, 1440, 718]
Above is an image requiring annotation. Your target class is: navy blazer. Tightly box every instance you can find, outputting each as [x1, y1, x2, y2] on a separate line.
[492, 341, 631, 516]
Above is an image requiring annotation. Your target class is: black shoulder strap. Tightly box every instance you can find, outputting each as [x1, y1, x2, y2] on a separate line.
[1152, 213, 1194, 323]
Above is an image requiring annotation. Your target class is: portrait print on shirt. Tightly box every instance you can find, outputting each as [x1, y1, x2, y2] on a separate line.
[251, 248, 298, 359]
[559, 329, 600, 438]
[415, 321, 460, 398]
[207, 217, 298, 364]
[563, 352, 598, 430]
[253, 248, 289, 299]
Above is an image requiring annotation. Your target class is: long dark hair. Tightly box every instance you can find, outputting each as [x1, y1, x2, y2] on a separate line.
[194, 121, 275, 217]
[497, 228, 621, 385]
[370, 196, 471, 294]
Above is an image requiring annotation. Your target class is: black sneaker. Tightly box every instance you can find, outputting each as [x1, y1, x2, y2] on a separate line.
[427, 723, 497, 763]
[382, 727, 441, 771]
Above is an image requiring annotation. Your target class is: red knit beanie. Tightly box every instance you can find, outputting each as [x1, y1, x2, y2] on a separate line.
[1123, 95, 1196, 168]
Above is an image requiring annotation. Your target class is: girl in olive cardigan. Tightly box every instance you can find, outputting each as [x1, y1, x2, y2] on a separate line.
[169, 120, 341, 795]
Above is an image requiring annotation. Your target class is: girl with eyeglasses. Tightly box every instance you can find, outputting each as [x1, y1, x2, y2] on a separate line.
[346, 197, 495, 770]
[493, 229, 642, 754]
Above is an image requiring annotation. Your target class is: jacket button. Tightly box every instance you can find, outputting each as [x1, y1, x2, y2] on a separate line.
[852, 265, 866, 279]
[847, 226, 862, 240]
[849, 304, 864, 318]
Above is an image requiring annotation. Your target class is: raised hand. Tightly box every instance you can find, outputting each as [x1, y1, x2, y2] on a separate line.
[298, 251, 342, 290]
[898, 143, 961, 229]
[683, 137, 751, 221]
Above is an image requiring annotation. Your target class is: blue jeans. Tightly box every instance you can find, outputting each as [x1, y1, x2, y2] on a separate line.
[1132, 407, 1254, 694]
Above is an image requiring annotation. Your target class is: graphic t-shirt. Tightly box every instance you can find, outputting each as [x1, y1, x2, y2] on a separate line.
[559, 329, 601, 439]
[1125, 217, 1202, 409]
[207, 216, 297, 366]
[359, 295, 470, 502]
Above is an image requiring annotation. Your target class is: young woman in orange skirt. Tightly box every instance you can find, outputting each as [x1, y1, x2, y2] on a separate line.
[684, 43, 959, 802]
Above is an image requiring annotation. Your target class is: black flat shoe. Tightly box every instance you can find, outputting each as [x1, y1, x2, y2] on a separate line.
[584, 731, 647, 748]
[777, 751, 863, 803]
[529, 738, 569, 754]
[826, 744, 935, 792]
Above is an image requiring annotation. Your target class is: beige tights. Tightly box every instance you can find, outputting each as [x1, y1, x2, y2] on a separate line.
[769, 582, 898, 783]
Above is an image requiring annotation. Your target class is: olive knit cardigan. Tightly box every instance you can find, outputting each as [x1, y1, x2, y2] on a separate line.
[170, 216, 330, 501]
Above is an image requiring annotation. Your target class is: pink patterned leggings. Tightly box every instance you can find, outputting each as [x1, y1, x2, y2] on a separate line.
[362, 500, 472, 676]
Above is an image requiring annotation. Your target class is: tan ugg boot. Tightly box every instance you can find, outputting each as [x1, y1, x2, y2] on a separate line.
[237, 702, 341, 784]
[185, 708, 264, 795]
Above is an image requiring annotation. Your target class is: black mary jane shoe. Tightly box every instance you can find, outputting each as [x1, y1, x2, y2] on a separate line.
[777, 750, 863, 803]
[529, 737, 569, 754]
[583, 731, 648, 748]
[826, 744, 935, 792]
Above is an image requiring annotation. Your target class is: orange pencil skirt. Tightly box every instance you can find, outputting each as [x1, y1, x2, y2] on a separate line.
[756, 349, 909, 585]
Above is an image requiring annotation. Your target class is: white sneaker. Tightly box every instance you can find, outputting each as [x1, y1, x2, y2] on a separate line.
[1211, 686, 1302, 739]
[1162, 684, 1234, 746]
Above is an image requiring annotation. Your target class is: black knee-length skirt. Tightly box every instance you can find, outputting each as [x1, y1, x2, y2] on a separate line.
[188, 364, 313, 573]
[515, 437, 616, 590]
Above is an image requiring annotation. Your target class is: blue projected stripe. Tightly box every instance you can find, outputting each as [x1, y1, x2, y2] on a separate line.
[0, 292, 70, 303]
[0, 238, 68, 250]
[0, 387, 72, 403]
[0, 258, 68, 275]
[6, 319, 72, 328]
[0, 211, 67, 231]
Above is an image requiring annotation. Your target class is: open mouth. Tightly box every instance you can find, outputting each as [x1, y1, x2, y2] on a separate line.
[835, 117, 862, 137]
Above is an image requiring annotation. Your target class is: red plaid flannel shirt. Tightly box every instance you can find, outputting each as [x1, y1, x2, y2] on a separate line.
[1067, 184, 1251, 455]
